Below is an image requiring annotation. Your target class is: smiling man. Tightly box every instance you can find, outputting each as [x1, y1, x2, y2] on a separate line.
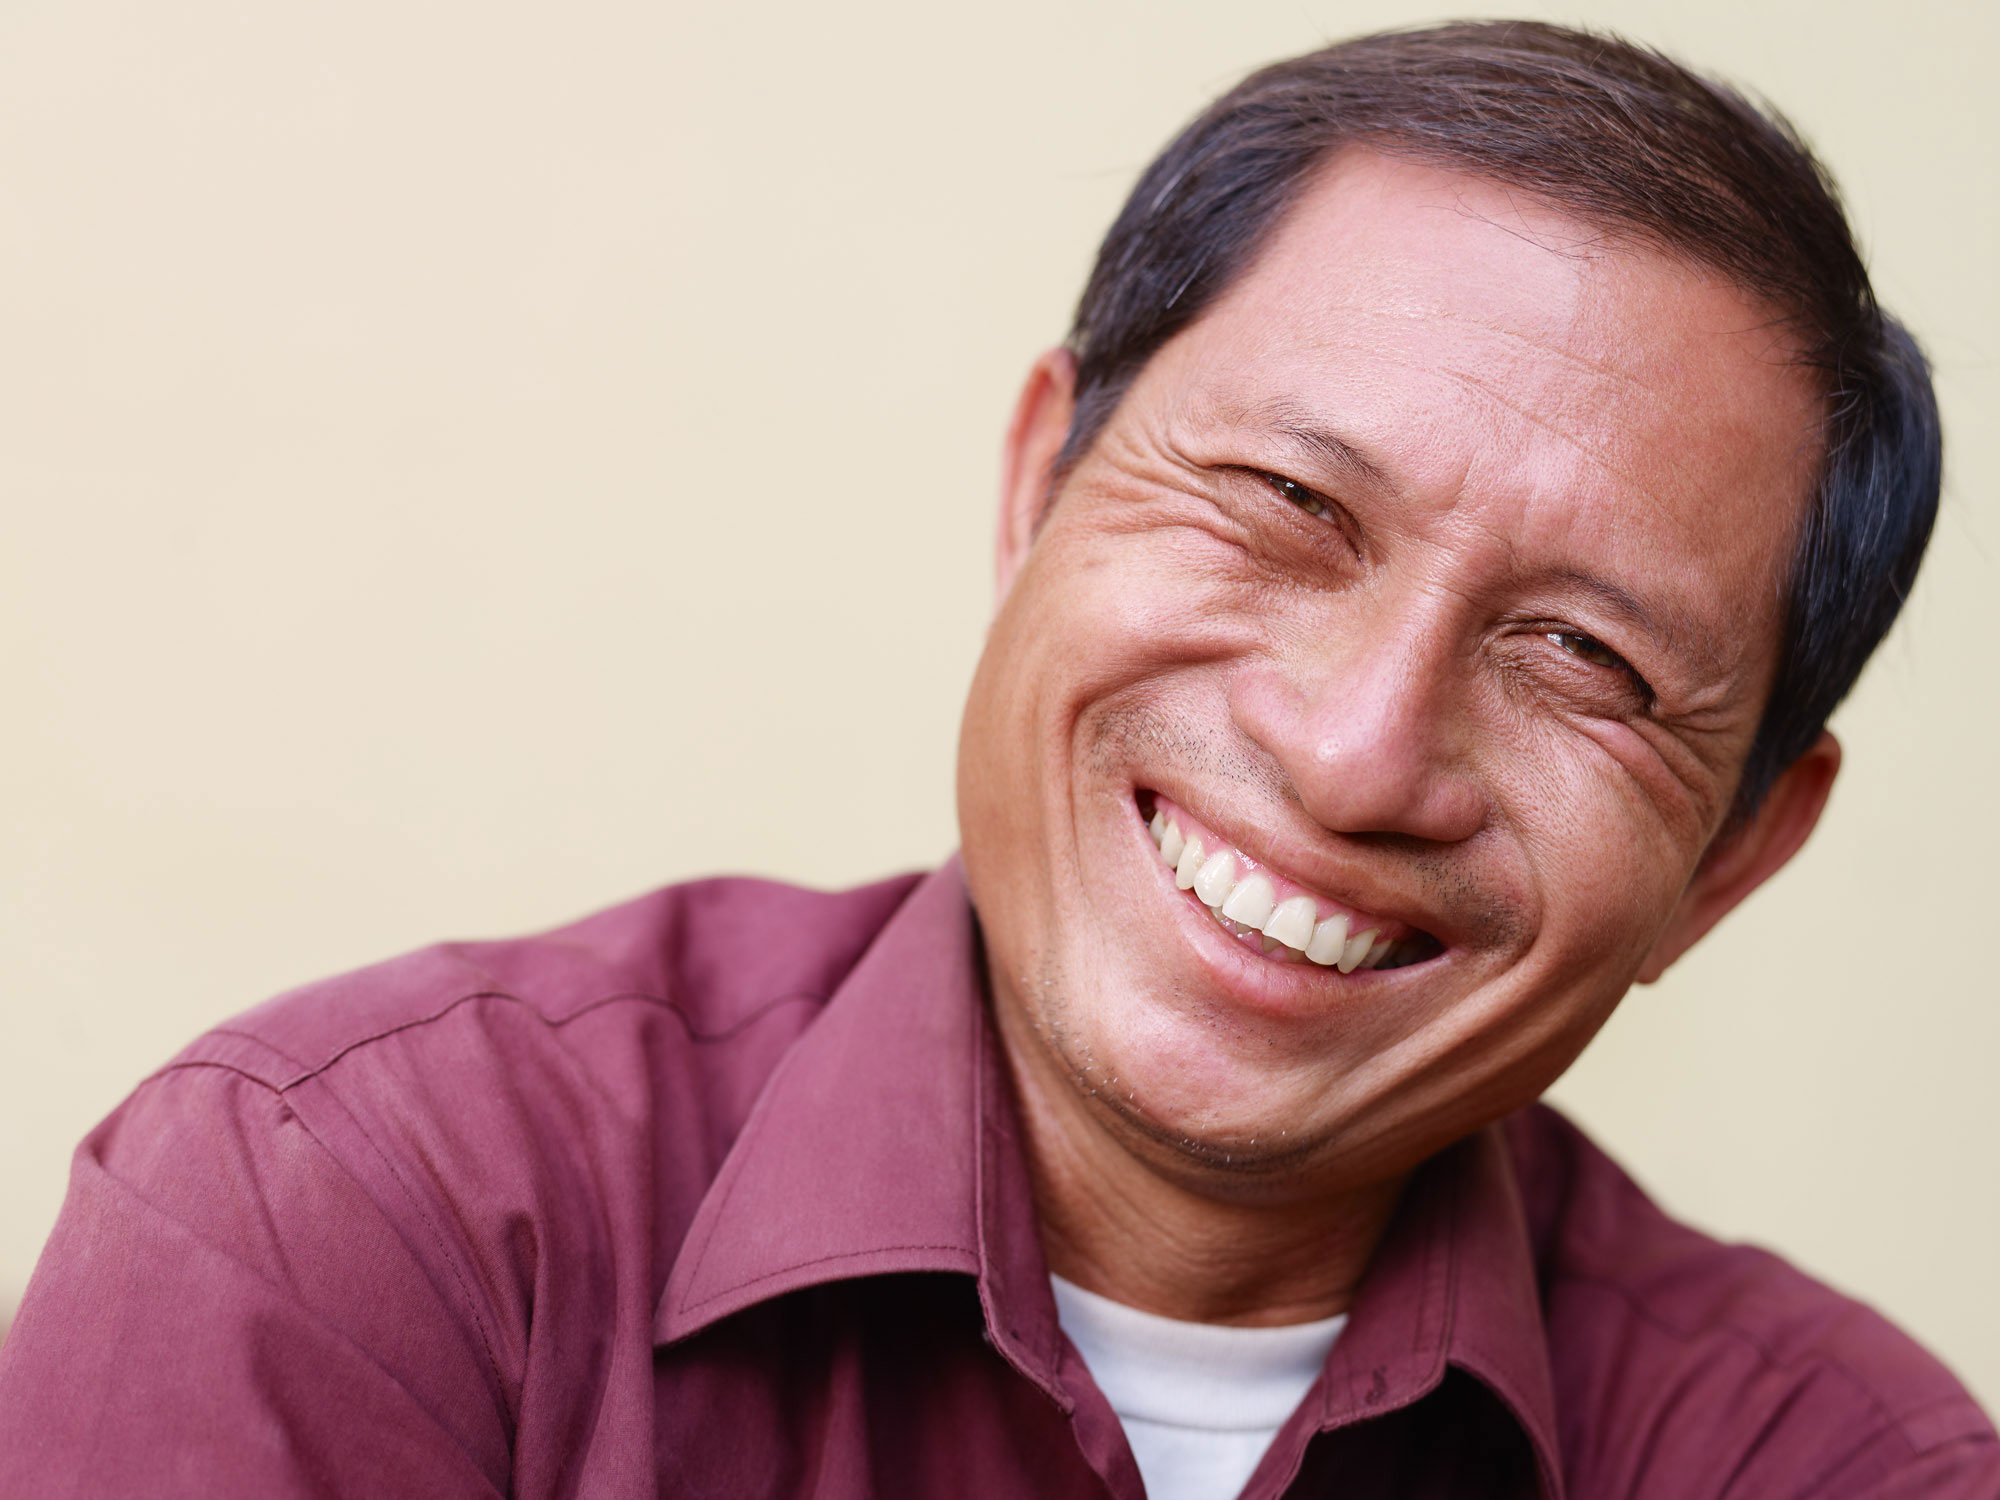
[0, 19, 1992, 1500]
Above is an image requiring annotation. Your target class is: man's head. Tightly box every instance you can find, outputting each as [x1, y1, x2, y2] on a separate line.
[956, 23, 1940, 1199]
[1058, 21, 1940, 825]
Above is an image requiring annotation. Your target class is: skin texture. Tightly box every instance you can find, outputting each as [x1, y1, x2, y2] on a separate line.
[954, 151, 1841, 1327]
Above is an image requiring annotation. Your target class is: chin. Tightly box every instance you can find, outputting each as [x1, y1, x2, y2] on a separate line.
[1025, 955, 1358, 1174]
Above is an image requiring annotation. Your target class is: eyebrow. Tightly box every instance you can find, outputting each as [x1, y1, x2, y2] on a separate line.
[1233, 397, 1727, 679]
[1241, 399, 1395, 494]
[1548, 568, 1724, 675]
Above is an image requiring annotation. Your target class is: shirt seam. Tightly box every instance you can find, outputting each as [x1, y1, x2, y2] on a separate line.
[149, 1056, 516, 1428]
[202, 985, 827, 1093]
[1553, 1268, 1971, 1456]
[78, 1135, 512, 1488]
[164, 985, 831, 1433]
[1775, 1397, 1996, 1500]
[106, 1065, 517, 1451]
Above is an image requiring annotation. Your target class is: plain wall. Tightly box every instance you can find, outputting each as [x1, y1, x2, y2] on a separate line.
[3, 0, 1994, 1406]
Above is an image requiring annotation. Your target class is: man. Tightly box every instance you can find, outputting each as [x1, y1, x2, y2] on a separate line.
[0, 19, 1991, 1498]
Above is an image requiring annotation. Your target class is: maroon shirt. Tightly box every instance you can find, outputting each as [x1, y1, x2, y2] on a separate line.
[1, 862, 1993, 1498]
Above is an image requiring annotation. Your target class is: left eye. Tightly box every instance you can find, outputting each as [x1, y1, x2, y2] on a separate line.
[1262, 472, 1329, 518]
[1548, 631, 1629, 672]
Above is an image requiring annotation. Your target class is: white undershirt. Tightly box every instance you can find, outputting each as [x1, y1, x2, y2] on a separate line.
[1050, 1274, 1347, 1500]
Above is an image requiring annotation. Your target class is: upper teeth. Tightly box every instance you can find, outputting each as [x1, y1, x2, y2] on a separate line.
[1149, 807, 1393, 972]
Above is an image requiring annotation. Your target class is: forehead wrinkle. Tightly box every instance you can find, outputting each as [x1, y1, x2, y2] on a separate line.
[1431, 362, 1653, 497]
[1302, 293, 1660, 394]
[1453, 314, 1657, 393]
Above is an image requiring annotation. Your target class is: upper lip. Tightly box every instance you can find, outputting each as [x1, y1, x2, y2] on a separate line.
[1142, 785, 1449, 949]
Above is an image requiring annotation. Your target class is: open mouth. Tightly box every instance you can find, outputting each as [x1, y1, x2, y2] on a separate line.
[1136, 791, 1443, 973]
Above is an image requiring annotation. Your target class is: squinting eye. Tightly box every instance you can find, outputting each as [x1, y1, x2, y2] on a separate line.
[1548, 631, 1629, 672]
[1263, 472, 1328, 518]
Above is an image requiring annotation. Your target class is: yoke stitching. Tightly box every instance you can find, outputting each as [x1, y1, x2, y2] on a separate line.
[1553, 1268, 1941, 1450]
[287, 1080, 515, 1431]
[1783, 1409, 1934, 1499]
[125, 1058, 513, 1437]
[173, 984, 830, 1436]
[84, 1133, 513, 1489]
[203, 985, 827, 1092]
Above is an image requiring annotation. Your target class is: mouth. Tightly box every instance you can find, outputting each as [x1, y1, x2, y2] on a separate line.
[1135, 791, 1444, 974]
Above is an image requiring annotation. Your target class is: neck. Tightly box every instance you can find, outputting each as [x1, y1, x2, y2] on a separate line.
[993, 1000, 1405, 1328]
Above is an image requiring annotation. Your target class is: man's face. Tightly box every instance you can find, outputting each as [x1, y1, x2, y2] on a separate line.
[958, 152, 1824, 1195]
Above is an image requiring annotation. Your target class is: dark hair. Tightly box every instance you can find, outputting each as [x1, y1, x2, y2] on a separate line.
[1060, 20, 1940, 821]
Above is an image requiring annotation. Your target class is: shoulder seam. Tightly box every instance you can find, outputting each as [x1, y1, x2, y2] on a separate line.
[195, 985, 828, 1092]
[142, 984, 833, 1426]
[1781, 1395, 1991, 1499]
[1555, 1268, 1969, 1456]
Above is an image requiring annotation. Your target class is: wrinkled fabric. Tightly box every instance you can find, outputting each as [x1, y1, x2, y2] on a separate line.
[1, 860, 1992, 1498]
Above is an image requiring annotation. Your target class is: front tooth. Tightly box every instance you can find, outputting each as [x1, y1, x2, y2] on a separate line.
[1159, 820, 1185, 867]
[1174, 836, 1206, 890]
[1149, 809, 1167, 844]
[1262, 895, 1316, 951]
[1221, 874, 1276, 929]
[1192, 849, 1237, 908]
[1306, 913, 1349, 966]
[1337, 927, 1379, 974]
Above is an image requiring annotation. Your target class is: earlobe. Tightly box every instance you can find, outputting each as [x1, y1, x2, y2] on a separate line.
[994, 347, 1078, 600]
[1636, 731, 1842, 983]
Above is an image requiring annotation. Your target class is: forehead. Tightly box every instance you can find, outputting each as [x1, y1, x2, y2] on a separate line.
[1133, 150, 1822, 661]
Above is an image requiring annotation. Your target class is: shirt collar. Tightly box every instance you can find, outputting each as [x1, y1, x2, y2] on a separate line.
[655, 859, 1562, 1493]
[1300, 1123, 1563, 1496]
[655, 860, 989, 1343]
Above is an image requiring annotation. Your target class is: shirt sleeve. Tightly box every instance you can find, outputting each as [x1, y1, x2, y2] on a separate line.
[0, 1064, 513, 1500]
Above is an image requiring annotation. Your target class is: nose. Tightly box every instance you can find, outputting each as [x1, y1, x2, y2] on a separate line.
[1228, 597, 1486, 846]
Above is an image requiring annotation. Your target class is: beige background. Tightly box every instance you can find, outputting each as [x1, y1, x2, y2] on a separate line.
[3, 0, 1994, 1409]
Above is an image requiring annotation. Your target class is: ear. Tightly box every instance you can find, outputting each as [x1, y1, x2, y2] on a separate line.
[994, 346, 1078, 599]
[1636, 731, 1842, 983]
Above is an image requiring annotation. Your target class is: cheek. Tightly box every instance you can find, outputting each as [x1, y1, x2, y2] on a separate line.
[979, 518, 1272, 787]
[1489, 719, 1702, 974]
[957, 535, 1213, 983]
[1061, 530, 1268, 677]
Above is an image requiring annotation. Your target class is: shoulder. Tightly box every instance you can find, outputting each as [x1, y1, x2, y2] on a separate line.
[1506, 1104, 1998, 1498]
[171, 869, 926, 1091]
[134, 869, 931, 1272]
[0, 870, 931, 1491]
